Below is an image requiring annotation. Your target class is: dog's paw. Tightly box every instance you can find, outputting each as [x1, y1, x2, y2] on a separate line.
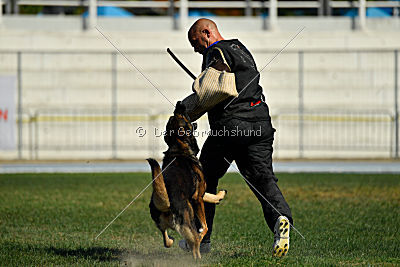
[164, 235, 174, 248]
[216, 189, 227, 204]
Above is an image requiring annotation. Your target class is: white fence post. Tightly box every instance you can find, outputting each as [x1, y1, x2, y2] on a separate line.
[245, 0, 252, 17]
[318, 0, 323, 16]
[180, 0, 188, 30]
[358, 0, 366, 30]
[88, 0, 97, 30]
[269, 0, 278, 31]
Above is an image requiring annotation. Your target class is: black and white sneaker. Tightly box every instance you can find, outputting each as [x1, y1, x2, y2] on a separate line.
[272, 216, 290, 257]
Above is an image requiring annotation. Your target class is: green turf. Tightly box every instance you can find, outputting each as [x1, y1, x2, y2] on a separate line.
[0, 172, 399, 266]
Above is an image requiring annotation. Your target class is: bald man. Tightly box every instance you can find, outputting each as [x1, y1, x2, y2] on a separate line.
[180, 19, 293, 257]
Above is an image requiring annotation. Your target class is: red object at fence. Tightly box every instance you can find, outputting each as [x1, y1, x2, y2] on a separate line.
[0, 109, 8, 121]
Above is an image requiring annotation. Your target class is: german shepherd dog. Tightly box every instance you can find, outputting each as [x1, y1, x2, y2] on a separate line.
[147, 102, 226, 259]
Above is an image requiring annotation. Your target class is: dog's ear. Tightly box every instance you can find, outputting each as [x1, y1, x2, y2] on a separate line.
[174, 101, 186, 115]
[164, 116, 174, 145]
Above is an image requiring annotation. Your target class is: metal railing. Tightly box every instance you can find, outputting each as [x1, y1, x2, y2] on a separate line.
[8, 0, 400, 10]
[274, 109, 394, 157]
[0, 49, 399, 159]
[16, 108, 398, 159]
[1, 0, 399, 30]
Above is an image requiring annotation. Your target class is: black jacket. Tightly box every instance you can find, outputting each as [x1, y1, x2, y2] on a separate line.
[202, 39, 271, 128]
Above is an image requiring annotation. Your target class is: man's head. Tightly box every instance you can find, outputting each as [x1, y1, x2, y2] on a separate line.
[188, 18, 224, 54]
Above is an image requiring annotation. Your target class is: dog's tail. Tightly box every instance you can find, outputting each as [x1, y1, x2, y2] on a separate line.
[146, 158, 170, 212]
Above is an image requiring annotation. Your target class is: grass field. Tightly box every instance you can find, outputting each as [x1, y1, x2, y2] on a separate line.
[0, 171, 399, 266]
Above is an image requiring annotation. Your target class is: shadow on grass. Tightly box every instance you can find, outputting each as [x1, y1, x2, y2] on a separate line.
[47, 246, 123, 262]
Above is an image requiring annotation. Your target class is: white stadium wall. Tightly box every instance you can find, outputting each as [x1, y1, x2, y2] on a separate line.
[0, 17, 399, 160]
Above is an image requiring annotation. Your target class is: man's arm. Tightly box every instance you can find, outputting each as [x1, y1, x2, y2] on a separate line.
[181, 93, 204, 122]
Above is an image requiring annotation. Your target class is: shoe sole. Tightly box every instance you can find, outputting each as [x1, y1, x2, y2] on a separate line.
[273, 217, 290, 257]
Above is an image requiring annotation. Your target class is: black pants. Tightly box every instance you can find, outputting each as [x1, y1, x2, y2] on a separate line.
[200, 118, 293, 243]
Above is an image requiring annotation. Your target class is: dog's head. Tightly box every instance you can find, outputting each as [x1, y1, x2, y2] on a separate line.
[164, 101, 199, 156]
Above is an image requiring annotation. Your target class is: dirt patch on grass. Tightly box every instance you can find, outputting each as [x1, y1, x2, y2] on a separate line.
[120, 250, 201, 267]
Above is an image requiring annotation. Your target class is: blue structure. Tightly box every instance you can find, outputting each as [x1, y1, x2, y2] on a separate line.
[83, 6, 133, 17]
[343, 7, 392, 18]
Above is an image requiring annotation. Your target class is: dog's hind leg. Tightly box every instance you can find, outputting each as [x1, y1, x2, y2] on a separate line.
[177, 202, 202, 259]
[161, 229, 174, 248]
[194, 199, 208, 242]
[157, 214, 174, 248]
[179, 224, 201, 259]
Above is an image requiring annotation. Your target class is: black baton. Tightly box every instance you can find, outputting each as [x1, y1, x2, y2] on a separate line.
[167, 48, 196, 80]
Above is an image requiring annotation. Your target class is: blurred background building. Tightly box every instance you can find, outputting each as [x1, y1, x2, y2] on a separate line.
[0, 0, 399, 160]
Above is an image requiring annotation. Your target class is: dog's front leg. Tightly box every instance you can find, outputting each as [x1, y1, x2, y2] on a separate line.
[203, 190, 227, 204]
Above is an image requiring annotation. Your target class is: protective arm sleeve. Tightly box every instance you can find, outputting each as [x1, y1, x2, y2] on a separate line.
[182, 47, 234, 122]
